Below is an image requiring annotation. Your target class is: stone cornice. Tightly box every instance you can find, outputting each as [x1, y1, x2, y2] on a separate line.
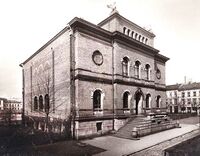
[21, 16, 169, 66]
[112, 31, 159, 57]
[75, 73, 166, 91]
[71, 18, 161, 58]
[155, 53, 170, 63]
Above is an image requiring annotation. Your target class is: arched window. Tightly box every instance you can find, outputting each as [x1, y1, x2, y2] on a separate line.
[145, 38, 148, 44]
[138, 35, 141, 41]
[135, 61, 141, 79]
[93, 90, 102, 110]
[123, 91, 130, 109]
[146, 94, 151, 108]
[123, 27, 126, 34]
[145, 64, 151, 80]
[127, 29, 130, 36]
[122, 57, 129, 76]
[34, 96, 38, 110]
[39, 95, 43, 111]
[45, 94, 50, 113]
[142, 37, 145, 43]
[135, 33, 138, 40]
[156, 95, 161, 108]
[131, 31, 134, 38]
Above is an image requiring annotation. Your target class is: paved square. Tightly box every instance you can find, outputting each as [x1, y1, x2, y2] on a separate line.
[82, 123, 199, 156]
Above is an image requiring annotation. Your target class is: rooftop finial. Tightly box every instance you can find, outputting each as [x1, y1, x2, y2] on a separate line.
[107, 2, 118, 15]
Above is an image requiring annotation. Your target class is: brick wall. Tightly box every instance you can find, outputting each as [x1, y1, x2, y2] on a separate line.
[23, 30, 71, 124]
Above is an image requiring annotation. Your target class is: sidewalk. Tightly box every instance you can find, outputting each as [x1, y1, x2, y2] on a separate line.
[82, 123, 199, 156]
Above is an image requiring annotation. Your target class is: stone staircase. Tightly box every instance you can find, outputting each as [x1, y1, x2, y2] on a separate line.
[114, 115, 150, 139]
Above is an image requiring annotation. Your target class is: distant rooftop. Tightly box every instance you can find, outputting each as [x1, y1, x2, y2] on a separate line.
[166, 84, 181, 90]
[167, 82, 200, 91]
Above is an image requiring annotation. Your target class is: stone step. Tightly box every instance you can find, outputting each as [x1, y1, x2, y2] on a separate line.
[114, 116, 150, 139]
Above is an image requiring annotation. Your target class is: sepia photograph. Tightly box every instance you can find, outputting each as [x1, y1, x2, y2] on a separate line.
[0, 0, 200, 155]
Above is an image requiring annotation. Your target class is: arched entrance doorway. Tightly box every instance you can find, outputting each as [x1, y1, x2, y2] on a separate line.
[135, 89, 144, 115]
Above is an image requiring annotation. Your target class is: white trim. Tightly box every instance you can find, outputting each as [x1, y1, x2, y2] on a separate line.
[92, 88, 104, 111]
[146, 93, 151, 108]
[122, 90, 132, 109]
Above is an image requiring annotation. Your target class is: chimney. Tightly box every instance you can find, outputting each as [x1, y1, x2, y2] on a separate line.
[184, 76, 187, 84]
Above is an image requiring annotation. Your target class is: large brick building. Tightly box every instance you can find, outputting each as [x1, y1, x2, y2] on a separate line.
[20, 12, 169, 139]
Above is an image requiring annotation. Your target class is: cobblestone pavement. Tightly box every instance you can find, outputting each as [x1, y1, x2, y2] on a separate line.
[128, 128, 200, 156]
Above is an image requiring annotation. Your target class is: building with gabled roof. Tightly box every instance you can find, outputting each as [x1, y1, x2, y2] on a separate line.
[20, 11, 169, 139]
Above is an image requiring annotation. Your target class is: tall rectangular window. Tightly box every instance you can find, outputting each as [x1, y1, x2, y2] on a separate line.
[122, 57, 129, 77]
[182, 99, 185, 105]
[193, 98, 197, 106]
[187, 98, 191, 104]
[182, 92, 185, 98]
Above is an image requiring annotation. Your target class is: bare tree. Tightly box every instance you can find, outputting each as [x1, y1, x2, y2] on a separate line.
[28, 61, 72, 138]
[1, 108, 14, 126]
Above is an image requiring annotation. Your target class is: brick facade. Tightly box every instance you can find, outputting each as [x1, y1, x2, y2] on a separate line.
[20, 12, 169, 139]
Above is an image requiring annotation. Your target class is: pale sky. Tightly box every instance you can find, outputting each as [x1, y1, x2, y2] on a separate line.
[0, 0, 200, 98]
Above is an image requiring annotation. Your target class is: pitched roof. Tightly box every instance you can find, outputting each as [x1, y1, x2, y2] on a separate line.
[6, 99, 21, 103]
[166, 84, 180, 90]
[179, 82, 200, 91]
[167, 82, 200, 91]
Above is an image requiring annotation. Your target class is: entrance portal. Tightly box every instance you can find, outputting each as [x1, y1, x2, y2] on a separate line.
[135, 89, 143, 115]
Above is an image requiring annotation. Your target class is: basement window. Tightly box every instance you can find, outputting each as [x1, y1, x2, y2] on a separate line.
[96, 122, 102, 132]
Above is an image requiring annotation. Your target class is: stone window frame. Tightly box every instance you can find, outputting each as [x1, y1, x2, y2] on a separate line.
[92, 89, 105, 113]
[96, 122, 102, 132]
[122, 56, 130, 77]
[134, 60, 141, 79]
[187, 92, 190, 97]
[156, 95, 161, 108]
[123, 27, 126, 34]
[182, 92, 185, 98]
[122, 90, 132, 109]
[44, 94, 50, 113]
[33, 96, 38, 111]
[92, 50, 103, 66]
[193, 91, 196, 97]
[187, 98, 191, 105]
[146, 93, 151, 109]
[39, 95, 44, 111]
[145, 64, 151, 81]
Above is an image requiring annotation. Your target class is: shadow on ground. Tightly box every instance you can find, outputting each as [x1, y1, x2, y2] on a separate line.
[0, 125, 106, 156]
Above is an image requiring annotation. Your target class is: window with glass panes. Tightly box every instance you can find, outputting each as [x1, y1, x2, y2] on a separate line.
[182, 92, 185, 98]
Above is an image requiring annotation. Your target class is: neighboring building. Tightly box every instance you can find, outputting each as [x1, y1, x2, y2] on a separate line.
[0, 98, 22, 112]
[0, 98, 22, 124]
[20, 11, 169, 139]
[166, 82, 200, 113]
[6, 99, 22, 112]
[0, 98, 7, 111]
